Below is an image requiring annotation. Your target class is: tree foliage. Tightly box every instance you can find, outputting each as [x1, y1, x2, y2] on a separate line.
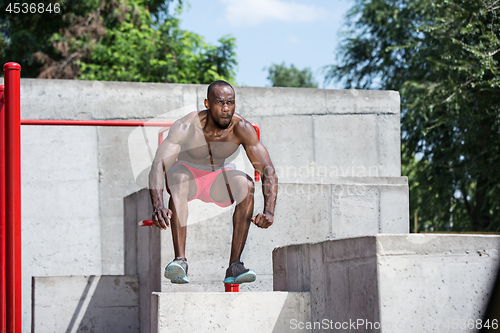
[326, 0, 500, 231]
[267, 62, 317, 88]
[0, 0, 237, 84]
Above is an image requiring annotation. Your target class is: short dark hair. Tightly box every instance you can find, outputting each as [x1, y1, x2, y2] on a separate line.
[207, 80, 234, 98]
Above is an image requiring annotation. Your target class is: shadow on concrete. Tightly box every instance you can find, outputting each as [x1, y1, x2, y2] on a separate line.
[271, 292, 311, 333]
[70, 276, 139, 333]
[32, 275, 139, 333]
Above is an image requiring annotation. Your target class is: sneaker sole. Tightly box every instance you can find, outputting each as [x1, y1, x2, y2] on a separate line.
[223, 270, 256, 284]
[164, 262, 189, 284]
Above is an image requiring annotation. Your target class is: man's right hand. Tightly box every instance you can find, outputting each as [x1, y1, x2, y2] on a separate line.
[152, 207, 172, 230]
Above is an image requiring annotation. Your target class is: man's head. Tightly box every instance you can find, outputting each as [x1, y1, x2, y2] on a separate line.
[204, 80, 235, 129]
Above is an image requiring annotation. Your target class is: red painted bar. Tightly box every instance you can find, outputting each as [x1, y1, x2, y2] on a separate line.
[4, 62, 22, 333]
[0, 84, 6, 333]
[23, 120, 262, 182]
[20, 119, 174, 127]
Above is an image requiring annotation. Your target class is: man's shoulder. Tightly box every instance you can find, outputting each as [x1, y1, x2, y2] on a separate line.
[167, 111, 204, 143]
[232, 113, 257, 142]
[174, 110, 204, 126]
[171, 110, 205, 130]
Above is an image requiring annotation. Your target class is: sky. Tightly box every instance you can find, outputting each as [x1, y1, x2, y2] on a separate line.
[177, 0, 354, 89]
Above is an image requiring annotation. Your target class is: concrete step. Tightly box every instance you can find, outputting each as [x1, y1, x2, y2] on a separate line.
[151, 292, 310, 333]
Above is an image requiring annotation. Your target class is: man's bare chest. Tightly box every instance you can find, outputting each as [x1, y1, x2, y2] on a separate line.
[182, 128, 239, 160]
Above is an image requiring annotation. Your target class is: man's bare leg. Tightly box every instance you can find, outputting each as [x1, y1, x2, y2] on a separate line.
[228, 176, 254, 264]
[168, 196, 187, 258]
[166, 166, 196, 258]
[210, 170, 255, 265]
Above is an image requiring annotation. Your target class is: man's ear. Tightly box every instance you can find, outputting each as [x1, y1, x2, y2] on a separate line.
[204, 99, 209, 109]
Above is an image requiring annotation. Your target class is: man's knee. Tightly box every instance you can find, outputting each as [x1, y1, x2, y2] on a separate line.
[230, 174, 254, 201]
[246, 177, 255, 196]
[167, 170, 192, 198]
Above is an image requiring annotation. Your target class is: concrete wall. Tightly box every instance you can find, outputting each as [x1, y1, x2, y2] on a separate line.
[32, 275, 139, 333]
[273, 234, 500, 333]
[124, 189, 161, 333]
[151, 292, 311, 333]
[13, 78, 402, 331]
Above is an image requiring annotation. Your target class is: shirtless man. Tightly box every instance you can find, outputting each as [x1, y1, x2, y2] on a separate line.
[149, 80, 278, 285]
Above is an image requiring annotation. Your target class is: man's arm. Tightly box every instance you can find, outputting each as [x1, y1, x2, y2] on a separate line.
[238, 121, 278, 228]
[148, 120, 188, 229]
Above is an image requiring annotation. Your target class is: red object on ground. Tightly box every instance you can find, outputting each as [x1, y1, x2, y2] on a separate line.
[0, 83, 6, 333]
[4, 62, 22, 333]
[224, 283, 239, 292]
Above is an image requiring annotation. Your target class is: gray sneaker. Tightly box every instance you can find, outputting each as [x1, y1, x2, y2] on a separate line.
[164, 257, 189, 284]
[223, 260, 256, 284]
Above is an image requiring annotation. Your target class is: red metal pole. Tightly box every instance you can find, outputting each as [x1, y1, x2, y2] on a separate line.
[20, 119, 174, 127]
[0, 84, 6, 333]
[4, 62, 22, 333]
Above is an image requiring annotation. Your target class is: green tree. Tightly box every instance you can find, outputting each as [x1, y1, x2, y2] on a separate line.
[266, 62, 317, 88]
[1, 0, 237, 84]
[325, 0, 500, 231]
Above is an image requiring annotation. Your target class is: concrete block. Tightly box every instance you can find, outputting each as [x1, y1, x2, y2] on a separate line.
[132, 189, 161, 333]
[331, 184, 380, 238]
[273, 234, 500, 333]
[32, 275, 139, 333]
[151, 292, 311, 333]
[124, 190, 139, 276]
[324, 89, 400, 115]
[377, 114, 401, 176]
[255, 115, 315, 175]
[379, 184, 409, 233]
[235, 86, 328, 117]
[314, 114, 379, 177]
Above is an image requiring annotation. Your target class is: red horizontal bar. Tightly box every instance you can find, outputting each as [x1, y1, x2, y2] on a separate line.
[20, 119, 174, 127]
[22, 119, 262, 182]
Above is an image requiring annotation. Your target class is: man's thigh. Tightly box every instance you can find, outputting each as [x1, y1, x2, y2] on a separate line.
[166, 164, 197, 200]
[210, 169, 253, 204]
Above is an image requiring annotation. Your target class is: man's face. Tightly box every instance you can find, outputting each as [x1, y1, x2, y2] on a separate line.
[204, 85, 235, 129]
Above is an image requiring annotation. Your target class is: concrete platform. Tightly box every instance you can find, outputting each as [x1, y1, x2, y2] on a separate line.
[151, 292, 310, 333]
[32, 275, 139, 333]
[273, 234, 500, 333]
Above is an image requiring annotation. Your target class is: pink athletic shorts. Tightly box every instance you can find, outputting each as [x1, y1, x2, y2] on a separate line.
[166, 161, 235, 208]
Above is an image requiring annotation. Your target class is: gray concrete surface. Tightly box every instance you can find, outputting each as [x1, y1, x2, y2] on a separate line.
[273, 234, 500, 333]
[32, 275, 139, 333]
[125, 179, 408, 295]
[151, 292, 311, 333]
[16, 78, 402, 331]
[124, 189, 161, 333]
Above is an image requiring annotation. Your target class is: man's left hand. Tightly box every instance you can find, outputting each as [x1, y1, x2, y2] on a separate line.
[251, 212, 273, 229]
